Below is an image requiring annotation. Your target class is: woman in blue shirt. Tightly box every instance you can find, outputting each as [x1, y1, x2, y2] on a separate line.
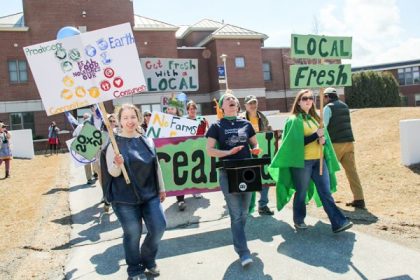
[206, 92, 261, 267]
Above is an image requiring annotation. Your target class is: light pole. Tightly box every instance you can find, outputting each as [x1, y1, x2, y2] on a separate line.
[220, 54, 229, 90]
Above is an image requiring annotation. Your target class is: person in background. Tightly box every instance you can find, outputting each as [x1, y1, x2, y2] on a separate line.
[96, 113, 118, 213]
[0, 122, 12, 178]
[269, 89, 353, 233]
[166, 100, 189, 211]
[140, 110, 152, 134]
[73, 112, 95, 184]
[102, 103, 166, 280]
[186, 100, 208, 199]
[48, 121, 60, 154]
[241, 95, 274, 216]
[323, 87, 366, 209]
[206, 91, 261, 267]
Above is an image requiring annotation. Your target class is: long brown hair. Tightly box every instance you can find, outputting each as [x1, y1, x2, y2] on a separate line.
[290, 89, 321, 123]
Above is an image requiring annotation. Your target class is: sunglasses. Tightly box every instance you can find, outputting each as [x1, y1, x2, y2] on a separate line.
[145, 114, 152, 117]
[301, 96, 314, 101]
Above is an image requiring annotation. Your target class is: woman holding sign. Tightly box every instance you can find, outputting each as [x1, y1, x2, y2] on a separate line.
[102, 104, 166, 279]
[206, 91, 261, 267]
[268, 89, 353, 233]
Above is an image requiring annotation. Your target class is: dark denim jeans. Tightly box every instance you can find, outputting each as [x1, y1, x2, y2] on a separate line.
[219, 170, 252, 259]
[258, 186, 270, 208]
[290, 159, 348, 231]
[112, 196, 167, 277]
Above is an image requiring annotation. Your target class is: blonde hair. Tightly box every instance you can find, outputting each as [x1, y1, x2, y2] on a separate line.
[290, 89, 321, 123]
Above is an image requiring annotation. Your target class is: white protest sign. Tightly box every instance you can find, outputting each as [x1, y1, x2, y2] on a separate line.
[24, 23, 146, 116]
[146, 112, 199, 138]
[141, 58, 199, 92]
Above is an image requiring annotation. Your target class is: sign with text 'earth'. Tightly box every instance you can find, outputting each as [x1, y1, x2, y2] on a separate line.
[24, 23, 146, 116]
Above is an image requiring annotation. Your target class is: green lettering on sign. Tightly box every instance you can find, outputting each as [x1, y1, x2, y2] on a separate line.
[70, 123, 105, 160]
[155, 132, 276, 195]
[290, 64, 352, 88]
[291, 34, 352, 59]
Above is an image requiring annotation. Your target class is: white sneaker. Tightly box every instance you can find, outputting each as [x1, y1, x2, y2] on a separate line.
[193, 193, 203, 199]
[241, 256, 253, 267]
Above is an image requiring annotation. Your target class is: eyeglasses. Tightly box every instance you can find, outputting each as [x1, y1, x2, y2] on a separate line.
[301, 96, 314, 101]
[109, 120, 116, 123]
[145, 114, 152, 117]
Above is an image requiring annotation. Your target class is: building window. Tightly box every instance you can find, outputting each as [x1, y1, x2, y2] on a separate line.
[415, 94, 420, 106]
[398, 66, 420, 85]
[263, 62, 271, 81]
[8, 60, 28, 83]
[9, 112, 35, 134]
[235, 57, 245, 68]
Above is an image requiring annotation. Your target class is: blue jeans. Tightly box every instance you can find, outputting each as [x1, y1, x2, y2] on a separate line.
[258, 187, 269, 208]
[112, 197, 167, 277]
[290, 159, 348, 231]
[219, 170, 252, 259]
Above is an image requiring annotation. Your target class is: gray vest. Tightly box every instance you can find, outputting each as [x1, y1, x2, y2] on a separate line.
[326, 100, 354, 143]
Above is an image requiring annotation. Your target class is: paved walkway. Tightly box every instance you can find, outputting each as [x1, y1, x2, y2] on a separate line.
[63, 162, 420, 280]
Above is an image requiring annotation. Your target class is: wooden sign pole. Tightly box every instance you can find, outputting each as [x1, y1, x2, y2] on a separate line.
[98, 102, 131, 184]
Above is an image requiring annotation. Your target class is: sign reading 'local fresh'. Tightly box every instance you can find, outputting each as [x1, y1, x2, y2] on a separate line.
[290, 34, 352, 88]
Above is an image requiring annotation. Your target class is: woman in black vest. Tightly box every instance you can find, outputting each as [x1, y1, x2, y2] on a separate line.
[103, 104, 166, 280]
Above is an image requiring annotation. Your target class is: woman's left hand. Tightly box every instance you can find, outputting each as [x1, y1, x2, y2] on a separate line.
[251, 147, 261, 155]
[159, 191, 166, 202]
[318, 137, 326, 145]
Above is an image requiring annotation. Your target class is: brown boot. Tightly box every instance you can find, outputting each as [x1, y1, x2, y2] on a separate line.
[346, 199, 365, 209]
[5, 170, 10, 178]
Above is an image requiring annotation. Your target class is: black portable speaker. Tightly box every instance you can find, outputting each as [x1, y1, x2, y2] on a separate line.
[221, 157, 271, 193]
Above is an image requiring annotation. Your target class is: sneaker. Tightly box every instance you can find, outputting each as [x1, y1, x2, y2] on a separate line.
[193, 193, 203, 199]
[178, 201, 186, 211]
[258, 206, 274, 216]
[146, 266, 160, 276]
[294, 223, 308, 230]
[346, 199, 366, 209]
[127, 273, 146, 280]
[333, 221, 353, 233]
[87, 179, 95, 185]
[240, 256, 253, 267]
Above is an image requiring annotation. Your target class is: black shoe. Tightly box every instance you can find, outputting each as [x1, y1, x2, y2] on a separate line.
[93, 172, 98, 179]
[5, 171, 10, 178]
[87, 179, 94, 184]
[333, 221, 353, 233]
[258, 206, 274, 216]
[178, 201, 186, 211]
[346, 199, 366, 209]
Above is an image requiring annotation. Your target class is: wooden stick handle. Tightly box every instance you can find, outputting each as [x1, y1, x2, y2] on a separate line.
[319, 87, 325, 176]
[98, 102, 131, 184]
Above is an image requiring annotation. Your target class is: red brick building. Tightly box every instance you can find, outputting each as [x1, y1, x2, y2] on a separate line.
[352, 60, 420, 106]
[2, 0, 415, 141]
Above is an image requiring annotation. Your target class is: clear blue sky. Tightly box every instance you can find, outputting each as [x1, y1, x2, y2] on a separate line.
[1, 0, 419, 66]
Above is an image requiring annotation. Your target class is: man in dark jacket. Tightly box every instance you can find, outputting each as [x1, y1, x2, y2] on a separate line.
[323, 87, 365, 209]
[241, 95, 274, 215]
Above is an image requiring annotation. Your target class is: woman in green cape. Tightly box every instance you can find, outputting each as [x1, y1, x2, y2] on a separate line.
[268, 89, 353, 233]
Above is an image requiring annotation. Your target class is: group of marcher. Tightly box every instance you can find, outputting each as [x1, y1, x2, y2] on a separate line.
[1, 87, 365, 280]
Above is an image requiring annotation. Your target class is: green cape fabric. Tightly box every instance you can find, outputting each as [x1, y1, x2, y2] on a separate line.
[268, 114, 340, 211]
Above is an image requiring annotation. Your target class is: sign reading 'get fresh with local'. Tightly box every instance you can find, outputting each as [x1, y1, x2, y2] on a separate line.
[24, 23, 146, 116]
[141, 58, 199, 92]
[290, 34, 352, 88]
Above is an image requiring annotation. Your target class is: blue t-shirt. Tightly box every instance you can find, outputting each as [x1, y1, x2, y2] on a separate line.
[206, 118, 256, 160]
